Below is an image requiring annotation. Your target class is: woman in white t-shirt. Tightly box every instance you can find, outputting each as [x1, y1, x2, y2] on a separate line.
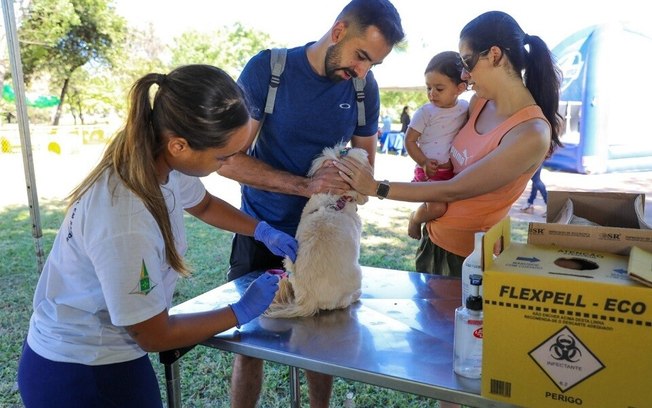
[17, 65, 297, 408]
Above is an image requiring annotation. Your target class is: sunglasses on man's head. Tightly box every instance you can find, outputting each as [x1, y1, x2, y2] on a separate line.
[458, 49, 490, 73]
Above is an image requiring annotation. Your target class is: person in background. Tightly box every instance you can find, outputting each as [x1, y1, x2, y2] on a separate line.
[379, 110, 393, 148]
[335, 10, 562, 278]
[400, 105, 410, 134]
[404, 51, 469, 240]
[216, 0, 404, 407]
[16, 65, 297, 408]
[520, 164, 548, 216]
[382, 111, 393, 134]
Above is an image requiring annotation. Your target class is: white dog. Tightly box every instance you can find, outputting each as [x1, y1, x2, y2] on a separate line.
[264, 143, 368, 318]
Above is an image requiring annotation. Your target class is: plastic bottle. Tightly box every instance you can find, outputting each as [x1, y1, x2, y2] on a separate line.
[461, 232, 484, 306]
[453, 274, 483, 379]
[343, 391, 356, 408]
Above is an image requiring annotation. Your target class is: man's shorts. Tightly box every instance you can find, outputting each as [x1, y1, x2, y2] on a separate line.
[227, 233, 284, 282]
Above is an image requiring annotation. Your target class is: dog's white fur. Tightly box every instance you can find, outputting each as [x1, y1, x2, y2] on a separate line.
[264, 143, 368, 318]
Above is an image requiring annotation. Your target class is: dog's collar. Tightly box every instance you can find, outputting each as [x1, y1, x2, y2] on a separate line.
[329, 195, 354, 211]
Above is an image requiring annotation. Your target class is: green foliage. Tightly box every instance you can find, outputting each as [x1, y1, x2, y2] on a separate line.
[0, 201, 64, 406]
[106, 25, 169, 116]
[170, 22, 277, 78]
[380, 89, 428, 121]
[20, 0, 125, 80]
[18, 0, 128, 124]
[8, 5, 428, 131]
[18, 0, 79, 49]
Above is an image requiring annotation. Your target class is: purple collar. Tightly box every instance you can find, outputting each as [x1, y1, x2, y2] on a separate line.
[329, 195, 354, 211]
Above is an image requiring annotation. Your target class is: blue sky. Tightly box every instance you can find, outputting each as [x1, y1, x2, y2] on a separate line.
[115, 0, 643, 88]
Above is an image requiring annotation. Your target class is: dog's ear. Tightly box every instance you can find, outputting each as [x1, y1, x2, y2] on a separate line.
[307, 146, 340, 177]
[346, 148, 369, 165]
[307, 156, 329, 177]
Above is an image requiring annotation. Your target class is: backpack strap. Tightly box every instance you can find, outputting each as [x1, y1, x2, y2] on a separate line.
[249, 48, 287, 154]
[264, 48, 287, 114]
[353, 77, 366, 126]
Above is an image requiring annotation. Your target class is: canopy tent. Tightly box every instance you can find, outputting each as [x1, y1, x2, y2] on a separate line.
[2, 0, 45, 272]
[3, 83, 60, 108]
[545, 22, 652, 174]
[372, 49, 426, 92]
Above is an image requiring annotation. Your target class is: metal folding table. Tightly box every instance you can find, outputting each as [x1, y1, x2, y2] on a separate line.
[159, 266, 517, 407]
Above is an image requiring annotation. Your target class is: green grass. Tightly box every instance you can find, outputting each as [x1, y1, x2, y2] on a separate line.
[0, 199, 527, 407]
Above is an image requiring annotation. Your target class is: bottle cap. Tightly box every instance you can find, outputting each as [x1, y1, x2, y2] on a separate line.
[470, 274, 483, 286]
[466, 274, 483, 311]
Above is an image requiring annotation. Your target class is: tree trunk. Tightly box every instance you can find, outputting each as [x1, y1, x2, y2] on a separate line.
[78, 101, 85, 125]
[52, 77, 70, 126]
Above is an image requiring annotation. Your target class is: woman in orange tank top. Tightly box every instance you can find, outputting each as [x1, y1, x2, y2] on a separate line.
[336, 11, 564, 277]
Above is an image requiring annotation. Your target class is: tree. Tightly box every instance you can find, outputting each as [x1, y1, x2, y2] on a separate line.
[379, 90, 428, 121]
[19, 0, 126, 125]
[169, 22, 276, 79]
[66, 66, 114, 125]
[107, 23, 168, 117]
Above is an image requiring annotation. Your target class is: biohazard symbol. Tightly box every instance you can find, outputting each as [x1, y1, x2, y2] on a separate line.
[550, 334, 582, 363]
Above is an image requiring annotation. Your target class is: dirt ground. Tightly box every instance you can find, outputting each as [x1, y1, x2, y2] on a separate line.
[2, 145, 651, 226]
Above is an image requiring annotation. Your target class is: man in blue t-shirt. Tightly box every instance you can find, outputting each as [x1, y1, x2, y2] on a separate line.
[217, 1, 404, 406]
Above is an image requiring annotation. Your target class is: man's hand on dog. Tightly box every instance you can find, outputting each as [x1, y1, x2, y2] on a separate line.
[308, 164, 352, 196]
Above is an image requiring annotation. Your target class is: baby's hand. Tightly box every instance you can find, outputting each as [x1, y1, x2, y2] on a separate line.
[423, 160, 439, 178]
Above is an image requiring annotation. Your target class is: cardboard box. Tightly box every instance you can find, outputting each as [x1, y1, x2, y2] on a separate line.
[528, 191, 652, 255]
[628, 246, 652, 287]
[481, 217, 652, 408]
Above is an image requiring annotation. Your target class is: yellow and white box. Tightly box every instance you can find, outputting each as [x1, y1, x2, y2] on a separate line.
[481, 218, 652, 408]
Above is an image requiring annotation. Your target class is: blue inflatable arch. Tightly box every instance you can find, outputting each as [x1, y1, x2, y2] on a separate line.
[545, 22, 652, 173]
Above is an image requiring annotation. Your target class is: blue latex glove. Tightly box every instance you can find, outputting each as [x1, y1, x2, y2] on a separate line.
[254, 221, 298, 262]
[229, 272, 280, 327]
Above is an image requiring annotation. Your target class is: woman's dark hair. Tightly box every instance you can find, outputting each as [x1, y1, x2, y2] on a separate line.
[425, 51, 466, 86]
[150, 65, 250, 151]
[460, 11, 563, 153]
[68, 65, 249, 275]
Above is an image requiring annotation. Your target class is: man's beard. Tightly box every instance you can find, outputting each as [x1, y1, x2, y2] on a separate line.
[324, 43, 356, 83]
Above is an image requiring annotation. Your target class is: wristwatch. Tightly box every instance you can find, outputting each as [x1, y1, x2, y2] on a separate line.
[376, 180, 390, 200]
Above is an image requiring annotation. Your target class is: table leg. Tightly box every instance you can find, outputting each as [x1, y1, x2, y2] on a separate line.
[165, 360, 182, 408]
[289, 366, 300, 408]
[159, 346, 195, 408]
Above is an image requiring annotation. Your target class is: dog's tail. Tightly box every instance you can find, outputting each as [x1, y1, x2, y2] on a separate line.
[264, 278, 322, 318]
[264, 300, 321, 318]
[270, 278, 294, 304]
